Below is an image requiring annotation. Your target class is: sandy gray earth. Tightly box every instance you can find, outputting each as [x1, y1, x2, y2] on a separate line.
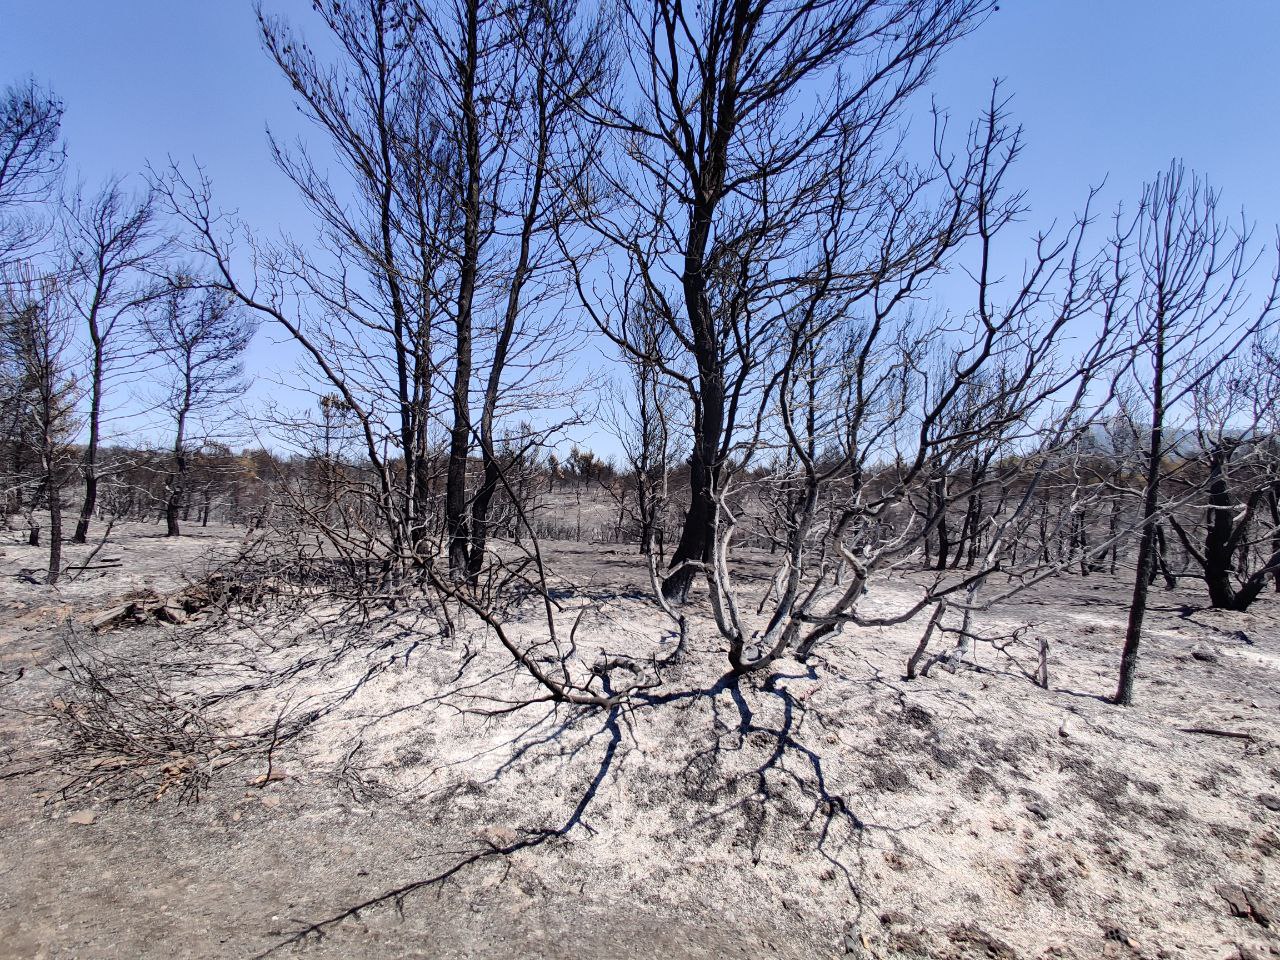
[1, 523, 1278, 959]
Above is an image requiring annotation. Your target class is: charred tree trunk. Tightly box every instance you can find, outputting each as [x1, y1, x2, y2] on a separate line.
[663, 384, 723, 602]
[1270, 485, 1280, 592]
[662, 197, 727, 603]
[1150, 523, 1176, 588]
[166, 404, 188, 538]
[934, 474, 950, 572]
[73, 301, 106, 544]
[445, 0, 482, 580]
[46, 469, 61, 584]
[73, 469, 96, 544]
[1202, 447, 1239, 608]
[1073, 508, 1090, 576]
[1117, 323, 1165, 706]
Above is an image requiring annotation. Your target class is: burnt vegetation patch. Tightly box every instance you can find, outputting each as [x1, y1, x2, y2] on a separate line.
[2, 1, 1280, 957]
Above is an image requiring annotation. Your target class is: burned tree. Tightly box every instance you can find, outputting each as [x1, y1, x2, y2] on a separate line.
[0, 78, 64, 261]
[1164, 344, 1280, 611]
[1113, 163, 1279, 706]
[605, 297, 683, 560]
[143, 282, 254, 537]
[399, 0, 608, 580]
[0, 267, 78, 583]
[163, 0, 603, 579]
[64, 180, 167, 543]
[578, 0, 996, 601]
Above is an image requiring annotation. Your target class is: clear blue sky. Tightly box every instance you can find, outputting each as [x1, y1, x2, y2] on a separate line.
[2, 0, 1278, 449]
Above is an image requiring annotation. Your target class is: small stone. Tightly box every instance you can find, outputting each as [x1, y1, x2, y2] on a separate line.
[1258, 794, 1280, 813]
[1190, 644, 1219, 664]
[1027, 802, 1051, 821]
[1217, 884, 1272, 927]
[260, 795, 281, 809]
[66, 810, 96, 826]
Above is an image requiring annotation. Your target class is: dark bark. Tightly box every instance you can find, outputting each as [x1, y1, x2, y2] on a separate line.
[1202, 448, 1238, 608]
[46, 472, 61, 584]
[662, 381, 722, 595]
[72, 253, 109, 544]
[73, 472, 96, 543]
[1151, 523, 1176, 588]
[662, 191, 730, 602]
[1116, 323, 1165, 706]
[72, 348, 102, 544]
[465, 15, 552, 578]
[1270, 486, 1280, 592]
[445, 0, 481, 580]
[1168, 447, 1279, 612]
[934, 474, 950, 571]
[165, 392, 189, 538]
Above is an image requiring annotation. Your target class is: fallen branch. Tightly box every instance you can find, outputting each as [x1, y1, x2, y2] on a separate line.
[1177, 726, 1253, 741]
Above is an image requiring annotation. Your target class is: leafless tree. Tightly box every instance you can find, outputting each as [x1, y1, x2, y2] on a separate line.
[665, 85, 1146, 677]
[161, 0, 604, 581]
[1113, 162, 1279, 706]
[63, 179, 168, 543]
[1164, 342, 1280, 611]
[397, 0, 608, 579]
[604, 296, 683, 559]
[0, 265, 78, 582]
[142, 281, 255, 537]
[0, 78, 65, 261]
[573, 0, 997, 601]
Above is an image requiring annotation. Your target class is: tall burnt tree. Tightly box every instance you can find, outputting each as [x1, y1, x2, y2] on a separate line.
[579, 0, 997, 601]
[0, 78, 64, 520]
[64, 180, 166, 543]
[694, 99, 1135, 676]
[1114, 162, 1279, 706]
[401, 0, 607, 579]
[163, 0, 602, 578]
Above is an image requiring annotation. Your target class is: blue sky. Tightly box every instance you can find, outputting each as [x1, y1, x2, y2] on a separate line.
[2, 0, 1278, 451]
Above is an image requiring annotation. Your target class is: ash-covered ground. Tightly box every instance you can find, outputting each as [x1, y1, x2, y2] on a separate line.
[1, 523, 1277, 959]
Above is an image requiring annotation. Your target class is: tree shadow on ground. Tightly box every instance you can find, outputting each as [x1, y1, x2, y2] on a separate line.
[255, 662, 894, 957]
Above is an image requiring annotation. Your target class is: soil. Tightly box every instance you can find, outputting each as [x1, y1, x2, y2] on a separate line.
[1, 522, 1278, 959]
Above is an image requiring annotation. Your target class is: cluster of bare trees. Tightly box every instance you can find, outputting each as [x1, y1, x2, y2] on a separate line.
[159, 0, 1279, 708]
[7, 1, 1280, 709]
[0, 78, 258, 583]
[161, 0, 607, 586]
